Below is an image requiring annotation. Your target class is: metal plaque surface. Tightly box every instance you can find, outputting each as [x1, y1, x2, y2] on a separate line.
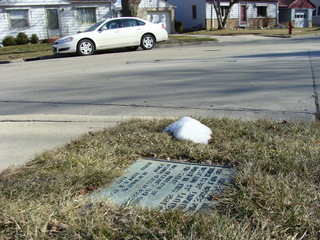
[92, 158, 234, 212]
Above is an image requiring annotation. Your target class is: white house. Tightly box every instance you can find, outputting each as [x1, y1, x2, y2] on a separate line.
[0, 0, 175, 42]
[168, 0, 279, 30]
[207, 0, 279, 29]
[0, 0, 116, 42]
[278, 0, 315, 27]
[168, 0, 206, 30]
[310, 0, 320, 25]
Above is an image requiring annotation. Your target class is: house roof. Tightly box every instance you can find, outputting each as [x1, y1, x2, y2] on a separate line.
[278, 0, 315, 8]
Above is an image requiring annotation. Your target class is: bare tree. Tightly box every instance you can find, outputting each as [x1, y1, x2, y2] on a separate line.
[211, 0, 238, 29]
[121, 0, 142, 17]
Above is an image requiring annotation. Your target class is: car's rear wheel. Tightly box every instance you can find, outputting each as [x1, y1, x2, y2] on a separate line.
[77, 39, 95, 56]
[126, 46, 139, 51]
[141, 34, 155, 50]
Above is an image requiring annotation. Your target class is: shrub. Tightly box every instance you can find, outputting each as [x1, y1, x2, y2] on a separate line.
[15, 32, 29, 45]
[2, 36, 16, 46]
[30, 34, 39, 44]
[175, 20, 184, 34]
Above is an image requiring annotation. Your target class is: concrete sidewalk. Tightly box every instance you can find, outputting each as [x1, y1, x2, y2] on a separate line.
[0, 115, 158, 172]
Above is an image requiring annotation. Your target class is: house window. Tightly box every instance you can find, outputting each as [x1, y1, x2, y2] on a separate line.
[318, 6, 320, 16]
[8, 9, 29, 29]
[257, 6, 267, 17]
[77, 8, 96, 24]
[192, 5, 197, 19]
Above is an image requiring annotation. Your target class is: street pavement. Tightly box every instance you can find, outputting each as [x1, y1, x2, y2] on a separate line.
[1, 34, 319, 172]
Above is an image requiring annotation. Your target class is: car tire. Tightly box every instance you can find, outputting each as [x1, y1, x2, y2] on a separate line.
[77, 39, 95, 56]
[126, 46, 139, 51]
[141, 34, 155, 50]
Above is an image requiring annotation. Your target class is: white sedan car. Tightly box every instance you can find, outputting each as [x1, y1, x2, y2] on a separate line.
[52, 17, 168, 56]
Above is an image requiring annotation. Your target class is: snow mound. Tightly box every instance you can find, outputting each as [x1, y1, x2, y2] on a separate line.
[163, 117, 212, 144]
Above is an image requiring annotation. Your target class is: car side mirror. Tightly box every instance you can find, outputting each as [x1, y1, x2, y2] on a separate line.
[99, 26, 108, 31]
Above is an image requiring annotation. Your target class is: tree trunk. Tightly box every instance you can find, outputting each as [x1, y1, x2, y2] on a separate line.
[212, 0, 224, 29]
[222, 2, 235, 28]
[212, 0, 237, 29]
[121, 0, 142, 17]
[121, 0, 130, 16]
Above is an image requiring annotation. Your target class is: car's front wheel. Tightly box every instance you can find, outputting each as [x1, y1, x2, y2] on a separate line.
[141, 34, 155, 50]
[77, 39, 95, 56]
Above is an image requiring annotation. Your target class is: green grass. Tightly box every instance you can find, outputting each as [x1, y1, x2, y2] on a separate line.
[0, 118, 319, 239]
[0, 43, 52, 61]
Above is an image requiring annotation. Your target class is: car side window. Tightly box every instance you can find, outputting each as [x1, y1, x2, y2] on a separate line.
[106, 20, 121, 29]
[122, 19, 138, 28]
[137, 20, 146, 26]
[100, 23, 108, 31]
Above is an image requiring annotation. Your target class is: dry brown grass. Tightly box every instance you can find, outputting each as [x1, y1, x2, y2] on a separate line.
[0, 118, 319, 239]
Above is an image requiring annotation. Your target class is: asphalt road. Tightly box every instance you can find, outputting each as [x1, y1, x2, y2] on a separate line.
[0, 35, 319, 170]
[1, 35, 320, 120]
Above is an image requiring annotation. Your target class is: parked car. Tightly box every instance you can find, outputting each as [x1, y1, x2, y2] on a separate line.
[52, 17, 168, 56]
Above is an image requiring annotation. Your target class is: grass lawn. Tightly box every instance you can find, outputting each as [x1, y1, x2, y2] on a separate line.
[0, 43, 52, 61]
[187, 27, 320, 37]
[0, 118, 319, 239]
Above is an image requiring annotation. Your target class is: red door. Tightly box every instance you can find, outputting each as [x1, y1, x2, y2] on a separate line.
[240, 5, 247, 25]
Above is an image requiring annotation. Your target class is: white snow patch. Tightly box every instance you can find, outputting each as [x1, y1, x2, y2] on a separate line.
[163, 117, 212, 144]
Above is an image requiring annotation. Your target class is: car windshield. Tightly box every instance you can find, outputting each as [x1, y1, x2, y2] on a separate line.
[85, 21, 105, 32]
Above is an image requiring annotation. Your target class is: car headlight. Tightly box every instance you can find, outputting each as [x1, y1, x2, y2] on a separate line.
[59, 37, 74, 44]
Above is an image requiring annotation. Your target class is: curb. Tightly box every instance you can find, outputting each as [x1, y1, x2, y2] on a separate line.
[0, 58, 24, 64]
[0, 114, 176, 123]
